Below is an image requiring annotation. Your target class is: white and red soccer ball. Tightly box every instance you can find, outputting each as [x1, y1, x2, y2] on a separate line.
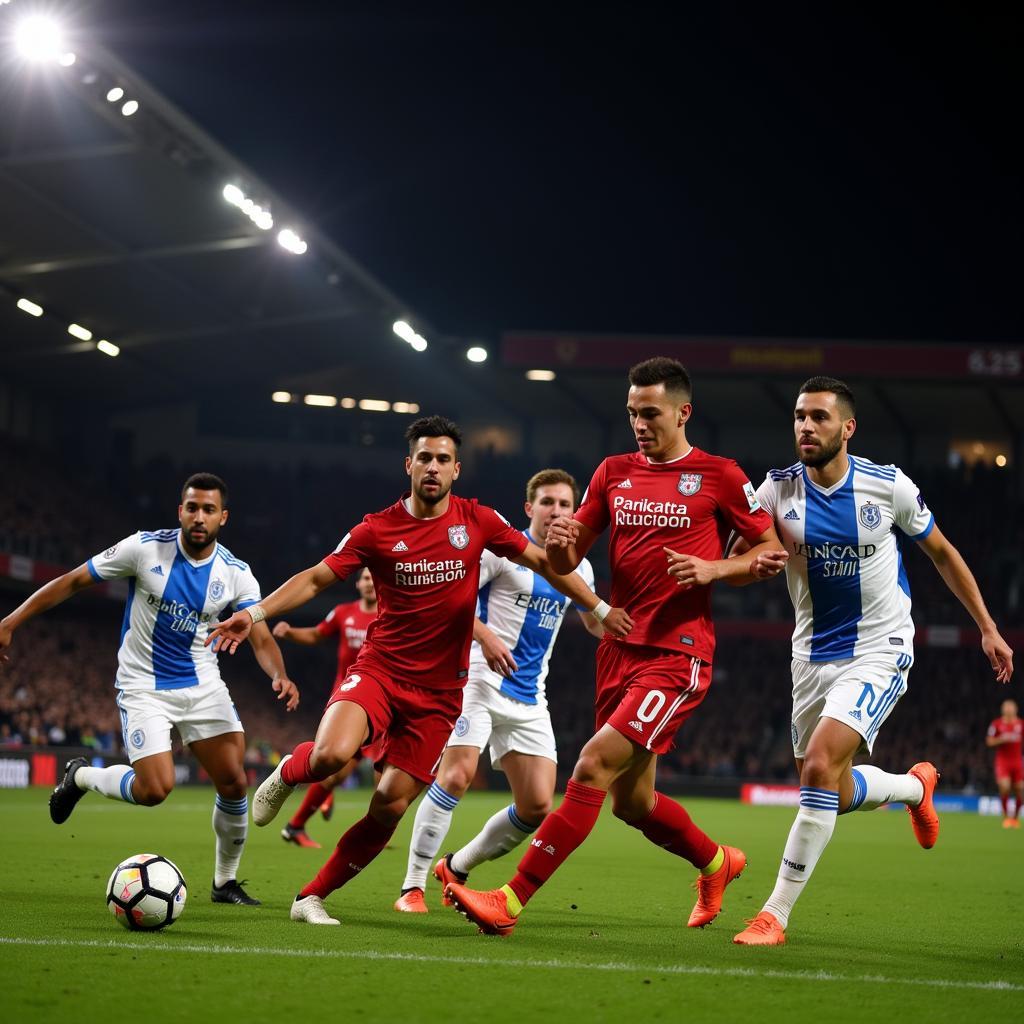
[106, 854, 187, 931]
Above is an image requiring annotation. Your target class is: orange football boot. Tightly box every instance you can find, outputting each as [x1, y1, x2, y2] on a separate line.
[907, 762, 940, 849]
[445, 883, 518, 936]
[433, 854, 467, 907]
[687, 845, 746, 928]
[733, 911, 786, 946]
[394, 889, 428, 913]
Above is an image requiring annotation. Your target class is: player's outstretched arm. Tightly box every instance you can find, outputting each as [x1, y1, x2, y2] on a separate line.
[248, 621, 300, 710]
[207, 561, 339, 655]
[0, 563, 96, 666]
[271, 622, 325, 646]
[667, 528, 788, 588]
[513, 541, 634, 638]
[919, 524, 1014, 683]
[544, 515, 598, 575]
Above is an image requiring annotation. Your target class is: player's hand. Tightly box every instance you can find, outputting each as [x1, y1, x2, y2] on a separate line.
[982, 628, 1014, 684]
[480, 632, 518, 677]
[545, 515, 579, 551]
[601, 606, 634, 638]
[750, 550, 789, 579]
[271, 621, 291, 639]
[664, 548, 719, 587]
[272, 676, 300, 711]
[206, 611, 253, 654]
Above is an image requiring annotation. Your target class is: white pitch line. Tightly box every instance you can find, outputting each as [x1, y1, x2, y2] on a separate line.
[1, 936, 1020, 993]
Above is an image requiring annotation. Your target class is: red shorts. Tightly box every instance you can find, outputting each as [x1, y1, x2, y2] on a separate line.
[326, 680, 386, 767]
[325, 667, 462, 783]
[995, 758, 1023, 785]
[595, 640, 711, 755]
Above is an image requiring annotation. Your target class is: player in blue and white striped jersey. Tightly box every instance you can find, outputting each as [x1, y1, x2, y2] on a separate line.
[0, 473, 300, 907]
[732, 377, 1013, 946]
[396, 469, 604, 911]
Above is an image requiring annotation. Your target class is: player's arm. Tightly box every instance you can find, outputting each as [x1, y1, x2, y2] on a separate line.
[577, 609, 605, 639]
[207, 561, 339, 655]
[666, 527, 789, 588]
[0, 563, 96, 664]
[544, 515, 599, 574]
[473, 617, 518, 677]
[271, 622, 326, 645]
[247, 622, 300, 710]
[511, 541, 634, 638]
[985, 729, 1007, 748]
[918, 524, 1013, 684]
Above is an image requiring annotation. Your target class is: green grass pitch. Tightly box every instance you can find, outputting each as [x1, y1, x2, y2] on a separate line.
[1, 786, 1021, 1024]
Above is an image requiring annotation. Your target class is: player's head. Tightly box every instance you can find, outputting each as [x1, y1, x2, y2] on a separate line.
[356, 566, 376, 605]
[525, 469, 579, 544]
[178, 472, 229, 554]
[405, 415, 462, 506]
[1003, 699, 1018, 719]
[626, 357, 693, 460]
[794, 376, 857, 469]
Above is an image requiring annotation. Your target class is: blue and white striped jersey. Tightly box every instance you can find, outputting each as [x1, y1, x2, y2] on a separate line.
[756, 456, 934, 663]
[470, 530, 595, 707]
[87, 530, 262, 692]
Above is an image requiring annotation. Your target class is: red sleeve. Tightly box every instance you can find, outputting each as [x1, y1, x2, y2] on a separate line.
[323, 522, 374, 580]
[316, 605, 343, 637]
[478, 506, 529, 560]
[718, 461, 774, 543]
[574, 460, 611, 535]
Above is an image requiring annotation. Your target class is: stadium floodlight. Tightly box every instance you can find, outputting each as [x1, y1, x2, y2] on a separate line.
[16, 298, 43, 317]
[303, 394, 337, 407]
[58, 52, 76, 67]
[525, 369, 556, 381]
[277, 229, 307, 255]
[121, 100, 139, 117]
[358, 399, 391, 412]
[392, 320, 415, 342]
[409, 336, 427, 352]
[222, 183, 243, 205]
[271, 391, 292, 403]
[96, 340, 120, 357]
[253, 209, 273, 230]
[391, 402, 410, 413]
[106, 86, 124, 102]
[466, 346, 488, 363]
[340, 397, 357, 409]
[67, 323, 93, 341]
[14, 16, 64, 61]
[995, 454, 1008, 468]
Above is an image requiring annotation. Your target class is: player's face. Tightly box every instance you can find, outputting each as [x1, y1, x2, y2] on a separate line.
[525, 483, 575, 544]
[626, 383, 691, 461]
[794, 392, 854, 468]
[356, 567, 376, 604]
[406, 436, 460, 506]
[1003, 700, 1018, 719]
[178, 488, 228, 554]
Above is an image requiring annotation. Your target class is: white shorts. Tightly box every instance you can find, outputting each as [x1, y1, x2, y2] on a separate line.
[114, 682, 243, 763]
[447, 679, 556, 771]
[790, 651, 913, 757]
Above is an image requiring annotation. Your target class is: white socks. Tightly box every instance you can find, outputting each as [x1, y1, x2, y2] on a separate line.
[212, 795, 249, 887]
[762, 787, 838, 929]
[74, 764, 136, 803]
[847, 765, 924, 812]
[450, 804, 537, 876]
[402, 782, 458, 892]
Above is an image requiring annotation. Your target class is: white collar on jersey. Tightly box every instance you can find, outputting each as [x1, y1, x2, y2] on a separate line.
[644, 445, 693, 466]
[803, 460, 853, 497]
[175, 532, 219, 567]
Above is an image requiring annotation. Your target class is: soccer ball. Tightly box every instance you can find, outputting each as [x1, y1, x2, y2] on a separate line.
[106, 853, 187, 931]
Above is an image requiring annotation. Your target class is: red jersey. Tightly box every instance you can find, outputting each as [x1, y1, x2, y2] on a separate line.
[575, 448, 771, 662]
[988, 717, 1023, 764]
[316, 600, 377, 683]
[323, 493, 528, 689]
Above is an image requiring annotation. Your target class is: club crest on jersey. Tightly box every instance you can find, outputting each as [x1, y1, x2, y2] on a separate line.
[454, 715, 470, 738]
[104, 544, 118, 558]
[677, 473, 703, 496]
[859, 502, 882, 530]
[448, 525, 469, 550]
[209, 578, 225, 601]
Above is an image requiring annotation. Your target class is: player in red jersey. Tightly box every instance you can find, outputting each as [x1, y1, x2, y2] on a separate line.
[207, 416, 633, 924]
[446, 357, 787, 936]
[987, 699, 1023, 828]
[273, 567, 379, 847]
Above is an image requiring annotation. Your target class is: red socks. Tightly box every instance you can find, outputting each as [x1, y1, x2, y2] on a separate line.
[629, 792, 717, 869]
[299, 814, 396, 899]
[507, 779, 606, 906]
[289, 783, 331, 829]
[281, 741, 316, 786]
[1001, 793, 1011, 817]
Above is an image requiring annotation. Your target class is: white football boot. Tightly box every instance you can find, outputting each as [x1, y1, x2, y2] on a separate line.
[252, 754, 294, 826]
[290, 894, 340, 925]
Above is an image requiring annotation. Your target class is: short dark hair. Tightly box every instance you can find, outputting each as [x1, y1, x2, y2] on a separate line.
[798, 376, 856, 418]
[628, 357, 692, 402]
[405, 415, 463, 452]
[526, 468, 580, 506]
[181, 472, 228, 507]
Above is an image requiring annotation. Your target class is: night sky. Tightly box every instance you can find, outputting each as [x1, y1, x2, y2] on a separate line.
[86, 2, 1021, 345]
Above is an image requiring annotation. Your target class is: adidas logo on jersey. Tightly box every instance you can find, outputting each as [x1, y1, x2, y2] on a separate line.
[392, 541, 409, 552]
[784, 508, 800, 520]
[616, 479, 633, 489]
[629, 719, 643, 732]
[848, 709, 862, 721]
[149, 565, 164, 576]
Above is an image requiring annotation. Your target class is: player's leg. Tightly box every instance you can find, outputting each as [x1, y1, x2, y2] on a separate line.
[1013, 774, 1023, 824]
[996, 775, 1011, 824]
[283, 761, 359, 847]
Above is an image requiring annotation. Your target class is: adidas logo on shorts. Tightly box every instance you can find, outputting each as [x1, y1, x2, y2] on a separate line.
[629, 719, 643, 732]
[848, 709, 862, 721]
